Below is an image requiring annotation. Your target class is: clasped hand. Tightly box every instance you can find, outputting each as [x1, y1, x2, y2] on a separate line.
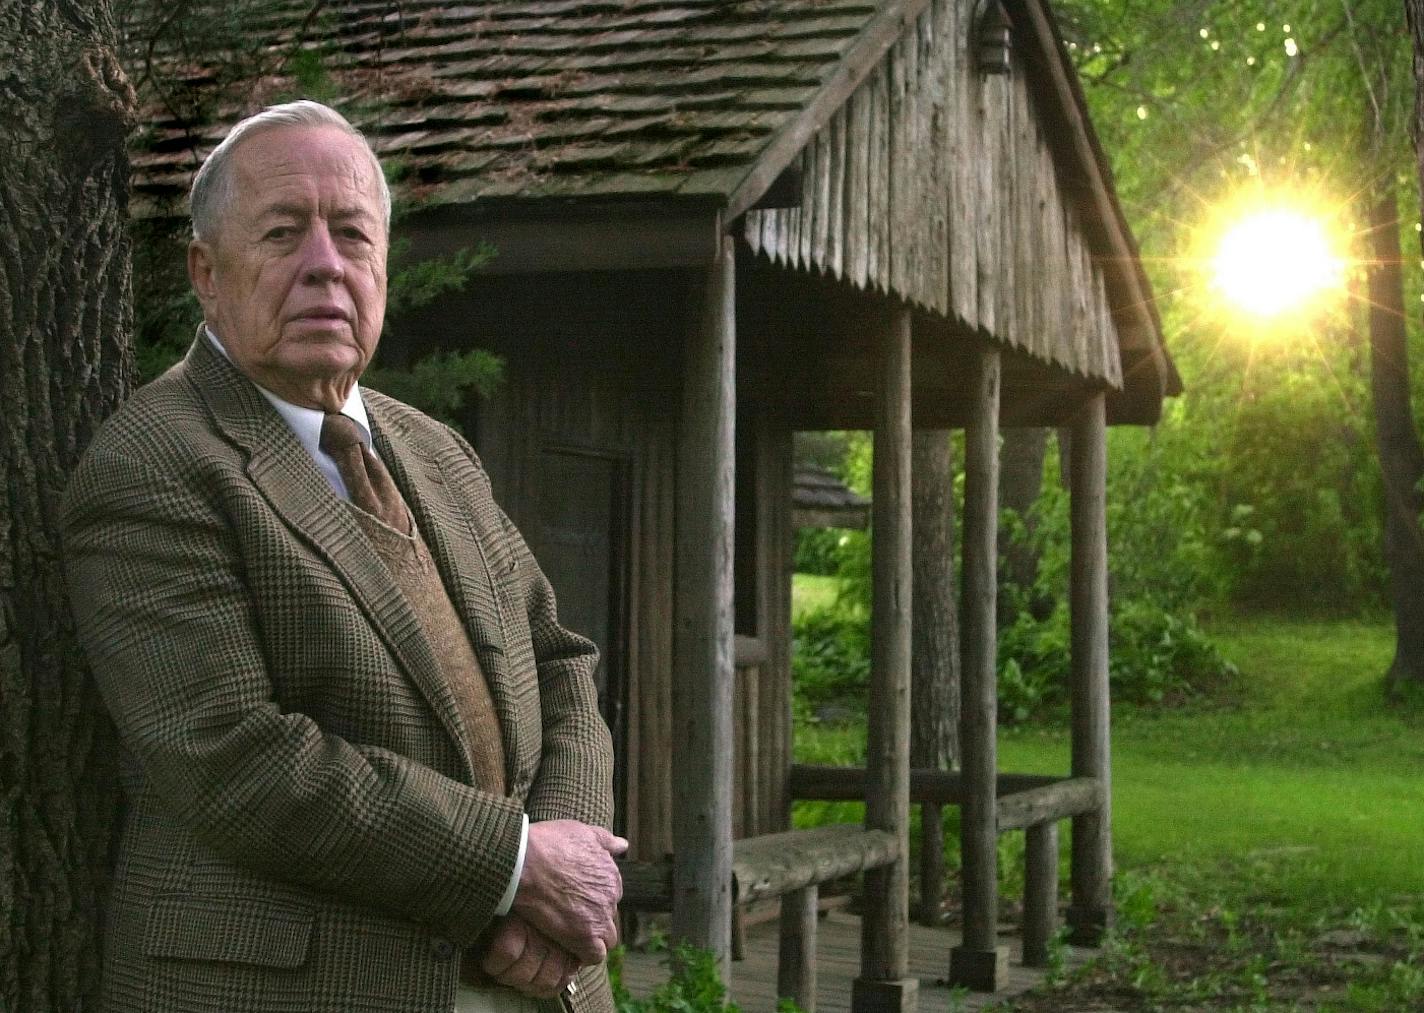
[480, 819, 627, 997]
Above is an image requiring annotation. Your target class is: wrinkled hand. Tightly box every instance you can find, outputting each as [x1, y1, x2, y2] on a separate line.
[513, 819, 628, 964]
[481, 913, 580, 999]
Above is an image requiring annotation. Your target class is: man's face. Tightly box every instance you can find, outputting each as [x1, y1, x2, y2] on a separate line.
[188, 125, 387, 409]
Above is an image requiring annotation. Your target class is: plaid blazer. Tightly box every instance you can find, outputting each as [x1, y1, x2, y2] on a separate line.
[63, 335, 616, 1013]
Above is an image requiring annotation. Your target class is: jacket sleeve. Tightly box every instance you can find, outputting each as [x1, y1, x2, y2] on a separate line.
[442, 425, 615, 832]
[62, 444, 524, 948]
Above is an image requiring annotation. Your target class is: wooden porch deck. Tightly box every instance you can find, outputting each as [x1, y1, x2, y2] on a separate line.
[619, 909, 1091, 1012]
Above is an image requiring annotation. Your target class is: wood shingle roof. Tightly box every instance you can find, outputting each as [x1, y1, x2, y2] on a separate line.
[126, 0, 901, 212]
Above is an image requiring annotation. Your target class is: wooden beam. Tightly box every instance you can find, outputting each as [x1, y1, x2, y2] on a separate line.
[672, 233, 737, 964]
[1022, 822, 1060, 968]
[1067, 392, 1113, 945]
[855, 305, 916, 1013]
[788, 764, 1058, 803]
[733, 634, 769, 668]
[996, 777, 1102, 831]
[619, 825, 898, 913]
[950, 347, 1009, 992]
[910, 429, 957, 927]
[779, 886, 820, 1012]
[727, 0, 934, 220]
[406, 204, 721, 274]
[734, 826, 899, 904]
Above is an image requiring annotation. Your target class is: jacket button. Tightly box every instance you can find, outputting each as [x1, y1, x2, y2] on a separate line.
[432, 938, 456, 960]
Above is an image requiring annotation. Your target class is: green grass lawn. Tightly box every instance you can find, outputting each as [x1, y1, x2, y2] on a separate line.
[791, 572, 841, 619]
[1000, 617, 1424, 908]
[789, 576, 1424, 1008]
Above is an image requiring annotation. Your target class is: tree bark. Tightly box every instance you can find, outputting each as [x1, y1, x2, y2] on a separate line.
[998, 428, 1049, 623]
[0, 4, 134, 1008]
[910, 430, 958, 925]
[1364, 184, 1424, 694]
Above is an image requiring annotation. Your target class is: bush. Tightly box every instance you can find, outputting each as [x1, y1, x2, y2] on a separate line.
[996, 598, 1239, 722]
[793, 527, 853, 576]
[791, 604, 870, 708]
[608, 941, 802, 1012]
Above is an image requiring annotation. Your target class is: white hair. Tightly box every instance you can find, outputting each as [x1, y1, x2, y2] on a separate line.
[189, 100, 391, 243]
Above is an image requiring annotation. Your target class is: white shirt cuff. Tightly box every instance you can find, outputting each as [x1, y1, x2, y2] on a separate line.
[495, 814, 528, 916]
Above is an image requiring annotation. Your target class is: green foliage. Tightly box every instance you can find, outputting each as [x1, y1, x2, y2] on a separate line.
[384, 240, 498, 320]
[608, 941, 796, 1013]
[792, 527, 852, 576]
[790, 604, 870, 709]
[790, 430, 1239, 723]
[1052, 0, 1418, 621]
[362, 349, 504, 425]
[995, 596, 1238, 723]
[124, 15, 504, 432]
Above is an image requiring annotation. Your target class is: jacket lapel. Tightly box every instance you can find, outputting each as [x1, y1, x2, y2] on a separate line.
[369, 403, 524, 787]
[183, 334, 477, 784]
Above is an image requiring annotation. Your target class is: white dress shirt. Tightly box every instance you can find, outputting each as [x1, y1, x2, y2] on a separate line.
[205, 327, 527, 917]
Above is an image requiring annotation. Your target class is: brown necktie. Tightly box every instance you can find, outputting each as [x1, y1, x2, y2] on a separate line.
[320, 413, 410, 534]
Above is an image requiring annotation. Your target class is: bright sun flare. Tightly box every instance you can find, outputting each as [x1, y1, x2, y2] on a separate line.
[1211, 209, 1346, 318]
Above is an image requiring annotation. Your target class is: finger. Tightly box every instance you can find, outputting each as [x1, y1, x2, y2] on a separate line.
[527, 946, 574, 998]
[592, 827, 630, 856]
[496, 936, 545, 989]
[480, 920, 526, 978]
[593, 910, 619, 954]
[566, 934, 606, 966]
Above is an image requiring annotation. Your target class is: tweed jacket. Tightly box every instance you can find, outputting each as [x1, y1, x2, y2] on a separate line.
[63, 335, 616, 1013]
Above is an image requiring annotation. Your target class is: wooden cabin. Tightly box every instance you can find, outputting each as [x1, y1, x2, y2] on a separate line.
[127, 0, 1180, 1007]
[793, 468, 872, 531]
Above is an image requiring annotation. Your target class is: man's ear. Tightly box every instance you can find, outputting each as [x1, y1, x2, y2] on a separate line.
[187, 239, 218, 307]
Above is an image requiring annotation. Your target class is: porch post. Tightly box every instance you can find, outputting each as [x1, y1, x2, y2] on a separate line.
[1067, 392, 1113, 944]
[671, 233, 736, 965]
[852, 304, 918, 1013]
[949, 346, 1009, 991]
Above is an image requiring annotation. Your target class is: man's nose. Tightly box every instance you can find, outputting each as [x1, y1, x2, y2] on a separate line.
[300, 224, 344, 283]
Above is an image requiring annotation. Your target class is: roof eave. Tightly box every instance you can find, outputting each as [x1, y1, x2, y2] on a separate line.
[1008, 0, 1179, 405]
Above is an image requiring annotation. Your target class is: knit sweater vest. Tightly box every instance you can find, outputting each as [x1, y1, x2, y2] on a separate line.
[345, 502, 508, 796]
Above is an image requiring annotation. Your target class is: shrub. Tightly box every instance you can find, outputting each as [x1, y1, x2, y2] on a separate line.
[793, 527, 853, 576]
[609, 941, 804, 1012]
[791, 604, 870, 708]
[996, 598, 1239, 721]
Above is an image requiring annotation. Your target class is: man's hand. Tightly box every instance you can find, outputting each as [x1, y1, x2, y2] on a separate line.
[480, 913, 580, 999]
[513, 819, 627, 964]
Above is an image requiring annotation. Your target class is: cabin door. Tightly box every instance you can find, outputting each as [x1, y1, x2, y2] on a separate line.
[528, 444, 629, 830]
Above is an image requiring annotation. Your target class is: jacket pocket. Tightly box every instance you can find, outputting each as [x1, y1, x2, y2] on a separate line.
[142, 892, 315, 968]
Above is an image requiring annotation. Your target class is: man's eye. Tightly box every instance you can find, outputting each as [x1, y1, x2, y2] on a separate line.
[339, 226, 370, 242]
[264, 226, 296, 241]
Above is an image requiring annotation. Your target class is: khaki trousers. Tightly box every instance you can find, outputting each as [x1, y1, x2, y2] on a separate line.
[454, 984, 542, 1013]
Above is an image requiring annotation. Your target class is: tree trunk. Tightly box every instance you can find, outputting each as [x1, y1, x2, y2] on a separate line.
[0, 5, 134, 1008]
[910, 430, 958, 925]
[1364, 184, 1424, 694]
[998, 428, 1049, 623]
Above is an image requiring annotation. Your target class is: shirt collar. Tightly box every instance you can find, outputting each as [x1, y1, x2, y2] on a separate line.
[204, 326, 372, 453]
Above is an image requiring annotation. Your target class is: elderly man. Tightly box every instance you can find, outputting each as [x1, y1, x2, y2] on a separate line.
[63, 100, 624, 1013]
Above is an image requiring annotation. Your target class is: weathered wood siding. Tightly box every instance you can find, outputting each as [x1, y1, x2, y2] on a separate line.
[732, 407, 794, 841]
[409, 269, 796, 861]
[745, 0, 1122, 387]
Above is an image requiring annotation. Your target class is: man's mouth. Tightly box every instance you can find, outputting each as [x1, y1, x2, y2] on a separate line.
[294, 307, 350, 322]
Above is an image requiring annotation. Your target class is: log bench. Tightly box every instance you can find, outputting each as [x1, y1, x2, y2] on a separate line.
[787, 764, 1105, 967]
[618, 823, 899, 1012]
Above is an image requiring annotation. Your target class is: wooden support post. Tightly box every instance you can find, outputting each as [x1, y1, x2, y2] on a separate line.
[1022, 822, 1059, 967]
[779, 886, 819, 1012]
[911, 430, 958, 927]
[950, 347, 1009, 992]
[672, 234, 736, 965]
[853, 305, 918, 1013]
[1067, 392, 1113, 946]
